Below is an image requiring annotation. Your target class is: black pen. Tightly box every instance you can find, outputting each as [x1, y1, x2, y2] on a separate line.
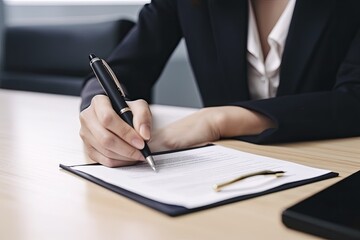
[89, 54, 157, 172]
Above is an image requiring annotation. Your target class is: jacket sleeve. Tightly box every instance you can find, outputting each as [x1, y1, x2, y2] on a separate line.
[233, 28, 360, 144]
[80, 0, 182, 111]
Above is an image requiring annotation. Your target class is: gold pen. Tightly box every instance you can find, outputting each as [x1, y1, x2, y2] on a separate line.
[213, 170, 285, 192]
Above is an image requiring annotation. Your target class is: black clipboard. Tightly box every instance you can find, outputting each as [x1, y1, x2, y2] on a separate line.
[60, 144, 338, 217]
[282, 170, 360, 240]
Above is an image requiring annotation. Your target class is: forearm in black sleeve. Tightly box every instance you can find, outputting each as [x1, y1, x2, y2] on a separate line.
[232, 29, 360, 144]
[80, 77, 105, 111]
[103, 0, 181, 100]
[80, 0, 182, 111]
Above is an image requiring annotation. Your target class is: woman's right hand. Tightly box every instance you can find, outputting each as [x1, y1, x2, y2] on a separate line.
[79, 95, 152, 167]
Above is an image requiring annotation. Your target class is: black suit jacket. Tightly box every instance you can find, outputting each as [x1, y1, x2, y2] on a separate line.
[81, 0, 360, 143]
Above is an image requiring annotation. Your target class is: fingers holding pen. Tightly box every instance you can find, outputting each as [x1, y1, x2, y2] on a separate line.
[128, 99, 152, 141]
[80, 95, 145, 162]
[93, 96, 146, 148]
[84, 144, 140, 168]
[94, 97, 150, 152]
[80, 119, 144, 162]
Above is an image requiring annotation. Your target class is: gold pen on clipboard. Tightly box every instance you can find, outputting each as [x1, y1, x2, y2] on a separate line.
[213, 170, 285, 192]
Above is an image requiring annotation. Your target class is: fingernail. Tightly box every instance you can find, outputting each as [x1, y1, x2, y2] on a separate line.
[137, 154, 145, 161]
[132, 138, 144, 149]
[140, 124, 151, 140]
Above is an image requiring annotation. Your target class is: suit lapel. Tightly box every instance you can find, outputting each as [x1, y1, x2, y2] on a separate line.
[279, 0, 335, 95]
[207, 0, 335, 99]
[208, 0, 250, 101]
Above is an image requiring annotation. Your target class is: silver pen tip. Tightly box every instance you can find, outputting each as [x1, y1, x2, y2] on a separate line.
[146, 156, 157, 172]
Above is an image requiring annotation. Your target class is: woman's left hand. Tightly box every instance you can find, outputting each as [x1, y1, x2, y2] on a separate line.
[148, 106, 275, 152]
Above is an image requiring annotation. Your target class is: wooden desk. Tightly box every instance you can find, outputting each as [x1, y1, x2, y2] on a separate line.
[1, 89, 359, 240]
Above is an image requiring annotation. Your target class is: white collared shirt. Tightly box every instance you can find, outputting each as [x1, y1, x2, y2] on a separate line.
[247, 0, 296, 100]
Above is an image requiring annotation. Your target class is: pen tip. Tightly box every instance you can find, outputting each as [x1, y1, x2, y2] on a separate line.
[146, 156, 157, 173]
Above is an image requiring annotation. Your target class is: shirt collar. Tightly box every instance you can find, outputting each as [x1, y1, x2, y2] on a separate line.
[268, 0, 296, 54]
[247, 0, 296, 60]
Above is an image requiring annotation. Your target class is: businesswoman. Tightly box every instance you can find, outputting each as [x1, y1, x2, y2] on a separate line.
[79, 0, 360, 167]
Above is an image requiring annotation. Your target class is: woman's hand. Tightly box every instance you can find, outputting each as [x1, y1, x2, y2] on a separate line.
[79, 95, 152, 167]
[149, 106, 275, 152]
[79, 98, 275, 167]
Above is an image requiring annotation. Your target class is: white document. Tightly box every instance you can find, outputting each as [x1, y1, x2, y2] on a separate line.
[73, 145, 331, 209]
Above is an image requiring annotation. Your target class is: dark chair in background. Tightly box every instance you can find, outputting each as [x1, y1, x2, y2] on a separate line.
[0, 18, 134, 96]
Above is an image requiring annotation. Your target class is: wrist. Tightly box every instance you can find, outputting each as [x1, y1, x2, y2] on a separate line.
[211, 106, 276, 138]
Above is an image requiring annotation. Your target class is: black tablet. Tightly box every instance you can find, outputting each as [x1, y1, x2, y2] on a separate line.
[282, 170, 360, 240]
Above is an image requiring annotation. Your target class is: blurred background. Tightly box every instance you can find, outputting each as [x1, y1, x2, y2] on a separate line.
[0, 0, 203, 108]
